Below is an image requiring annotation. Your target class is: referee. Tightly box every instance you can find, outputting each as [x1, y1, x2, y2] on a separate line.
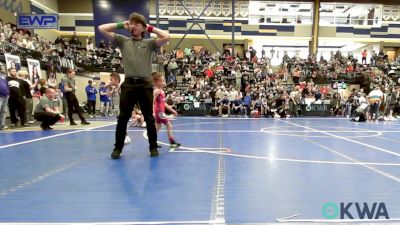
[99, 12, 169, 159]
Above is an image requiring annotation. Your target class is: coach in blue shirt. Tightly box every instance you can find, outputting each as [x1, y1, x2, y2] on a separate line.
[243, 92, 252, 117]
[85, 80, 97, 117]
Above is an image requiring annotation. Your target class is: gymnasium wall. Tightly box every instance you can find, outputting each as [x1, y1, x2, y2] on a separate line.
[149, 17, 312, 38]
[320, 23, 400, 39]
[0, 0, 30, 24]
[163, 38, 248, 56]
[149, 16, 400, 41]
[31, 0, 58, 12]
[58, 0, 93, 13]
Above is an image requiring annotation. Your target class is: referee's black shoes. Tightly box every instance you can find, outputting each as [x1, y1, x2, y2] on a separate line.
[111, 148, 121, 159]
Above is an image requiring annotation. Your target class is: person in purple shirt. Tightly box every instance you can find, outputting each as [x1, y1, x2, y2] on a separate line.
[0, 69, 9, 130]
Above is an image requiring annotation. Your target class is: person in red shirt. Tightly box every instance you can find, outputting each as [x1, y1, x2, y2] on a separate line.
[226, 55, 234, 63]
[216, 65, 224, 72]
[362, 49, 367, 64]
[205, 66, 214, 79]
[252, 56, 258, 63]
[320, 85, 329, 96]
[346, 63, 354, 72]
[176, 48, 184, 59]
[299, 81, 306, 90]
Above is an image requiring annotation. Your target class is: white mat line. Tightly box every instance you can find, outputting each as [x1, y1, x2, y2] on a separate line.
[143, 131, 400, 166]
[278, 120, 400, 158]
[86, 129, 400, 133]
[174, 148, 400, 166]
[276, 217, 400, 223]
[304, 138, 400, 183]
[0, 123, 117, 149]
[0, 220, 223, 225]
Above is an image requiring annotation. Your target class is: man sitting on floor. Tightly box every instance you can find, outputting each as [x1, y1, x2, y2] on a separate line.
[34, 88, 65, 130]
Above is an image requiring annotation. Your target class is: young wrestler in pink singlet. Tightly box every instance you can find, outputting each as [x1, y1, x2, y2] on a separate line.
[152, 72, 181, 148]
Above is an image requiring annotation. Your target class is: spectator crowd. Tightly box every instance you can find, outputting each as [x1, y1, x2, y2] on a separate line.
[159, 44, 400, 121]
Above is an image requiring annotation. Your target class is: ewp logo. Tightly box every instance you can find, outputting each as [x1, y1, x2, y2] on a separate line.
[322, 202, 389, 220]
[17, 14, 58, 29]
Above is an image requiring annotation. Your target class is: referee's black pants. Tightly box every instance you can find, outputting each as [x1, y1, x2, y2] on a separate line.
[115, 78, 157, 151]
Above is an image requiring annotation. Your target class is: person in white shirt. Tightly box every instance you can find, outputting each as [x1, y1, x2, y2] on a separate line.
[25, 38, 35, 50]
[196, 58, 202, 65]
[352, 93, 369, 122]
[168, 59, 178, 71]
[358, 94, 369, 108]
[183, 67, 192, 82]
[16, 36, 24, 48]
[86, 38, 94, 51]
[229, 88, 238, 104]
[4, 23, 12, 39]
[0, 32, 5, 42]
[215, 88, 226, 101]
[245, 51, 250, 60]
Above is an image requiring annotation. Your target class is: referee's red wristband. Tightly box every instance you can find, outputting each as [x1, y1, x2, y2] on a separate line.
[147, 25, 154, 33]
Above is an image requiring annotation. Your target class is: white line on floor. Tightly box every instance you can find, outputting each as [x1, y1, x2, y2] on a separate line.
[87, 129, 400, 133]
[278, 120, 400, 158]
[142, 131, 400, 166]
[304, 138, 400, 183]
[0, 220, 223, 225]
[0, 122, 117, 149]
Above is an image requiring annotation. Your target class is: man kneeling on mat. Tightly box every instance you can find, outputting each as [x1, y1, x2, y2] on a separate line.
[34, 88, 65, 130]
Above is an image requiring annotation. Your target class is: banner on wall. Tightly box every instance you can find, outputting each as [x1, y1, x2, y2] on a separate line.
[167, 1, 176, 15]
[4, 54, 21, 71]
[239, 2, 249, 17]
[222, 1, 231, 16]
[27, 58, 42, 93]
[194, 1, 204, 16]
[391, 7, 399, 21]
[185, 0, 194, 15]
[204, 0, 213, 16]
[176, 1, 185, 15]
[234, 2, 240, 17]
[17, 14, 58, 29]
[213, 0, 222, 16]
[159, 0, 167, 15]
